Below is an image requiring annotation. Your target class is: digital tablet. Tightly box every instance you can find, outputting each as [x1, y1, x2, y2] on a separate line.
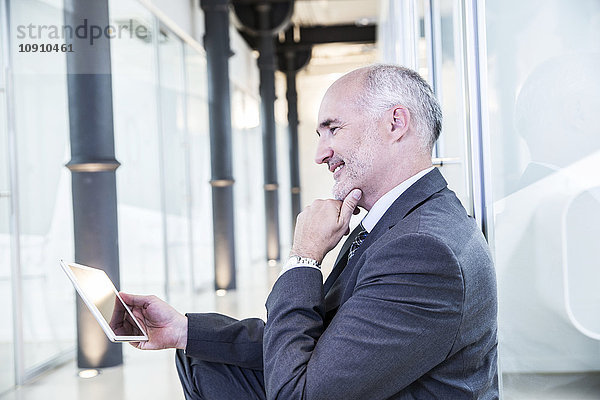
[59, 260, 149, 343]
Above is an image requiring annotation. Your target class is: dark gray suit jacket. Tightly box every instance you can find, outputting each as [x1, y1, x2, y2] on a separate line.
[186, 168, 499, 399]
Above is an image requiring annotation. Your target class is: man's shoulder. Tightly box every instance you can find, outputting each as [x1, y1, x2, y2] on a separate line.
[382, 187, 491, 265]
[397, 187, 473, 233]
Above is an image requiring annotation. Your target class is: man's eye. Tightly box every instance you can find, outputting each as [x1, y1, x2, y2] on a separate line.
[330, 127, 340, 134]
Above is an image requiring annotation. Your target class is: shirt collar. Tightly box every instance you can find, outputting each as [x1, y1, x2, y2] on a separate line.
[361, 167, 435, 233]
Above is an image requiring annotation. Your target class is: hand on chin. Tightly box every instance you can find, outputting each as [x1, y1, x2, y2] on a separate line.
[291, 189, 363, 262]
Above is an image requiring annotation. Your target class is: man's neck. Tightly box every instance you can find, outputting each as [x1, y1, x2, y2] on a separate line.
[360, 166, 435, 232]
[361, 161, 433, 211]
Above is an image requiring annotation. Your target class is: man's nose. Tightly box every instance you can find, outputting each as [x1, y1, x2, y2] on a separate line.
[314, 137, 333, 165]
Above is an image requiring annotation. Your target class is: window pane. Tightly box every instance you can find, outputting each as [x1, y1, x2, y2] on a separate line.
[0, 75, 15, 393]
[184, 44, 213, 290]
[484, 0, 600, 396]
[109, 0, 165, 297]
[157, 27, 192, 294]
[10, 0, 75, 372]
[231, 89, 266, 269]
[434, 0, 471, 213]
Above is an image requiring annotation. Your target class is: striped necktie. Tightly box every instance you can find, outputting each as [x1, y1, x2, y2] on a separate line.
[348, 224, 368, 260]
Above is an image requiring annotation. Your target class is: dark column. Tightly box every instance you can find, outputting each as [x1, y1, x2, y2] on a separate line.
[257, 4, 281, 262]
[277, 31, 311, 235]
[200, 0, 237, 290]
[64, 0, 122, 368]
[284, 51, 301, 232]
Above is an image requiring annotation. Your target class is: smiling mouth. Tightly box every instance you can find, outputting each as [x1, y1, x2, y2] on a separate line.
[332, 162, 345, 179]
[329, 160, 344, 172]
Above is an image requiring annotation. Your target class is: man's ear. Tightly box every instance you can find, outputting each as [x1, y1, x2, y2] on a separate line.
[390, 106, 410, 140]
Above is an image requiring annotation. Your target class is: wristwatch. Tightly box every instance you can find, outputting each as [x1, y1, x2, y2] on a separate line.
[286, 255, 321, 269]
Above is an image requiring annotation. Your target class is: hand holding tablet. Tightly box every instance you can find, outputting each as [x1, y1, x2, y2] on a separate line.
[118, 292, 188, 350]
[60, 260, 187, 350]
[60, 260, 149, 342]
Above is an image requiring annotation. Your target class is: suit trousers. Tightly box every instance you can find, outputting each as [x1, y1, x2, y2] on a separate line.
[175, 349, 266, 400]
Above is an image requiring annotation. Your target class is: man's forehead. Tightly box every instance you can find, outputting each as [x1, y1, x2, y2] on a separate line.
[316, 70, 366, 128]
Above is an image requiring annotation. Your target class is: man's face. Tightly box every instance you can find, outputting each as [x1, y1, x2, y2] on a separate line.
[315, 83, 385, 201]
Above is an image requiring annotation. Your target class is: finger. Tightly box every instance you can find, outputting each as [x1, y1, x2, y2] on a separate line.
[340, 189, 362, 224]
[119, 292, 156, 308]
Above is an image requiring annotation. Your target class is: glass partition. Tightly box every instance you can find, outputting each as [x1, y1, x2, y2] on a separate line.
[10, 0, 76, 373]
[184, 43, 213, 290]
[110, 0, 218, 300]
[483, 0, 600, 396]
[157, 26, 192, 294]
[432, 0, 471, 212]
[109, 0, 166, 297]
[2, 0, 259, 389]
[378, 0, 473, 213]
[231, 88, 267, 269]
[0, 63, 15, 395]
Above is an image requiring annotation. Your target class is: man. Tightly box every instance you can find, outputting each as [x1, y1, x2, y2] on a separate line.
[121, 64, 498, 399]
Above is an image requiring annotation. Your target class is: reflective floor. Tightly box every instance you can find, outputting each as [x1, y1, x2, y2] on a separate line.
[502, 373, 600, 400]
[1, 348, 184, 400]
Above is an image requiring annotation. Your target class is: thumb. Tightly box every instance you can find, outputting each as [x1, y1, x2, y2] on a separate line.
[340, 189, 362, 223]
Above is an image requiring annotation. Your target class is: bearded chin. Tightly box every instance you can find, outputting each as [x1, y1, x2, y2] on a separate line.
[332, 180, 351, 201]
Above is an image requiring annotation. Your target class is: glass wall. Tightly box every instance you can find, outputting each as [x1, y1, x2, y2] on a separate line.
[2, 0, 284, 391]
[378, 0, 472, 213]
[184, 43, 213, 290]
[109, 0, 167, 298]
[109, 0, 220, 305]
[0, 95, 13, 395]
[379, 0, 600, 397]
[483, 0, 600, 396]
[1, 0, 262, 390]
[231, 87, 266, 268]
[157, 25, 193, 296]
[9, 0, 76, 376]
[0, 0, 15, 391]
[109, 0, 266, 306]
[434, 0, 472, 214]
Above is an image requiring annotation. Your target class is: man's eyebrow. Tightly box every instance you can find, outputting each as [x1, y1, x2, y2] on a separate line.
[318, 118, 342, 129]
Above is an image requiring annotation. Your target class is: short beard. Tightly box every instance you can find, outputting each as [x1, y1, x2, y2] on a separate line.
[331, 136, 377, 200]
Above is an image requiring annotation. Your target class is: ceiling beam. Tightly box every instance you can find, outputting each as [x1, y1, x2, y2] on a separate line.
[238, 23, 376, 50]
[290, 24, 376, 46]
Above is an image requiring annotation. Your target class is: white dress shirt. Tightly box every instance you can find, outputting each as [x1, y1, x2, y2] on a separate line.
[280, 166, 435, 276]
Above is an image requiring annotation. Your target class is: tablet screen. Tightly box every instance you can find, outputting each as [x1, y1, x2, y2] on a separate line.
[68, 264, 145, 338]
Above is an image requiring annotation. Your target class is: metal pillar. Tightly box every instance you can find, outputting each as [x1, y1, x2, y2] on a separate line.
[64, 0, 122, 368]
[257, 4, 281, 262]
[284, 51, 301, 231]
[276, 28, 311, 234]
[200, 0, 237, 290]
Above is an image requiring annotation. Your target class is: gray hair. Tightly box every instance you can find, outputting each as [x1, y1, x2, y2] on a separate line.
[356, 64, 442, 151]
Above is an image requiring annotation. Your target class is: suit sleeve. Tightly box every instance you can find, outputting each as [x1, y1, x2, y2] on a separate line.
[185, 313, 265, 370]
[263, 233, 465, 400]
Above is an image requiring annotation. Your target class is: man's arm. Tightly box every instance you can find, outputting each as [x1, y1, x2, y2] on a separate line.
[119, 189, 361, 372]
[185, 313, 265, 370]
[263, 233, 464, 400]
[119, 293, 266, 370]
